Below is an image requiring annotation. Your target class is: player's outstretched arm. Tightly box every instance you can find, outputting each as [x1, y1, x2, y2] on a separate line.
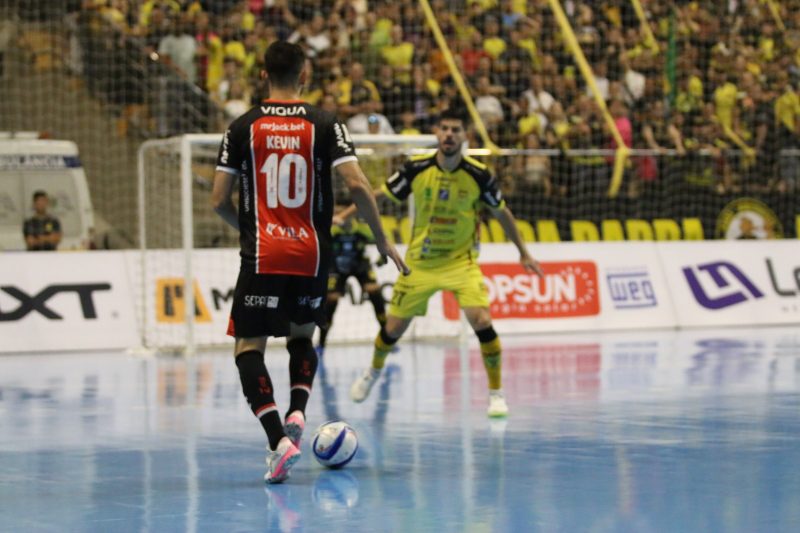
[211, 170, 240, 230]
[491, 205, 543, 276]
[336, 161, 410, 275]
[332, 187, 385, 226]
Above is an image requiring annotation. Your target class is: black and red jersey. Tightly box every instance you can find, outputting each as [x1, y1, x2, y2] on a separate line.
[215, 100, 357, 276]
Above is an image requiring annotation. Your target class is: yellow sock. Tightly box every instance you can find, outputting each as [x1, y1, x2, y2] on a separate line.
[480, 337, 502, 390]
[371, 332, 394, 370]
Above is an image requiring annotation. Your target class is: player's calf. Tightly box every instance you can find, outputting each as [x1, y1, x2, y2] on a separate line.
[286, 337, 318, 416]
[236, 350, 287, 449]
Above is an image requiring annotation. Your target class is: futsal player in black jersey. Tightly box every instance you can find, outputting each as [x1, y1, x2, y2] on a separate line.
[211, 41, 408, 483]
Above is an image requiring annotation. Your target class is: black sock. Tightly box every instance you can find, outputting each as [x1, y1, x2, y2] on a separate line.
[318, 299, 338, 347]
[286, 338, 318, 418]
[235, 350, 285, 450]
[368, 289, 386, 325]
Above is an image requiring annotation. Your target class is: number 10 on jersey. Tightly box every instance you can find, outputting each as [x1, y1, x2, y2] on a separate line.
[260, 152, 308, 209]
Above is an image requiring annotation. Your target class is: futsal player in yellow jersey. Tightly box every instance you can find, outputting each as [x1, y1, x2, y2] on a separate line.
[346, 106, 543, 416]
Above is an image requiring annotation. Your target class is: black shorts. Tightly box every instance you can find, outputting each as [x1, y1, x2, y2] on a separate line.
[328, 264, 377, 294]
[227, 270, 327, 338]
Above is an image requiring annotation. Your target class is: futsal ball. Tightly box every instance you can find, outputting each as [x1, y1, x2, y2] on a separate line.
[311, 421, 358, 468]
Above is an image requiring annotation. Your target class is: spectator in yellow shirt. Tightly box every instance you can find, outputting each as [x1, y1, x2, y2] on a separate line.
[195, 13, 223, 91]
[714, 76, 738, 131]
[381, 25, 414, 84]
[482, 17, 507, 60]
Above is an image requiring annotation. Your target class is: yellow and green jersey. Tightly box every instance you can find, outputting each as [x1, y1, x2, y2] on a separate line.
[381, 153, 505, 269]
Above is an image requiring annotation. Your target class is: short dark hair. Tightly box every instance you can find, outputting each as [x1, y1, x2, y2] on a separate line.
[263, 41, 306, 89]
[33, 190, 48, 201]
[438, 105, 470, 126]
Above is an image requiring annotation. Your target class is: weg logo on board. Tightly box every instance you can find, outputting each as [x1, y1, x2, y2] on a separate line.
[0, 283, 111, 321]
[682, 261, 764, 310]
[606, 269, 657, 309]
[155, 278, 212, 323]
[443, 262, 600, 320]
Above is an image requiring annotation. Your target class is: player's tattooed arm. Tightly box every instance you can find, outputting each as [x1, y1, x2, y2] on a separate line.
[490, 205, 543, 276]
[211, 170, 239, 231]
[333, 187, 386, 226]
[336, 161, 410, 275]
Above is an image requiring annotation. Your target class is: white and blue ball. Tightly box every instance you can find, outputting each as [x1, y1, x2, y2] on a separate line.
[311, 421, 358, 468]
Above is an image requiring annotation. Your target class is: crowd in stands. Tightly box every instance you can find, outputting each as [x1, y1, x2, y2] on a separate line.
[80, 0, 800, 196]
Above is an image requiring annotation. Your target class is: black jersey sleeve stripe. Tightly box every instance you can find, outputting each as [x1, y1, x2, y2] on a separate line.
[332, 155, 358, 168]
[215, 165, 239, 175]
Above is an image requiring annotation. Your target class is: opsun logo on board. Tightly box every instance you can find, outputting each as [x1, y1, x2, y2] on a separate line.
[443, 262, 600, 320]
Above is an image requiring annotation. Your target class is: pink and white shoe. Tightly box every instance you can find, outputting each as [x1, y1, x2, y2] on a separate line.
[284, 410, 305, 448]
[264, 437, 301, 484]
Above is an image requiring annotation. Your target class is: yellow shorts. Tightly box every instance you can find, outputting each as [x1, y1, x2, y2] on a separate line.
[389, 261, 489, 318]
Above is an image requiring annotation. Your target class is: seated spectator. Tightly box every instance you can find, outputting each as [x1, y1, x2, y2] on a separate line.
[408, 65, 439, 129]
[399, 111, 421, 135]
[675, 71, 704, 114]
[586, 61, 610, 101]
[375, 63, 410, 128]
[223, 79, 250, 119]
[482, 17, 506, 61]
[141, 6, 172, 52]
[320, 93, 339, 116]
[214, 55, 243, 103]
[641, 100, 686, 155]
[458, 32, 490, 77]
[337, 62, 381, 117]
[347, 112, 395, 135]
[499, 0, 523, 31]
[381, 25, 414, 84]
[139, 0, 181, 29]
[474, 75, 504, 127]
[512, 133, 553, 197]
[301, 58, 324, 106]
[288, 13, 331, 59]
[23, 191, 62, 252]
[516, 96, 545, 140]
[194, 11, 224, 91]
[157, 13, 197, 84]
[262, 0, 298, 40]
[522, 73, 555, 131]
[620, 53, 646, 104]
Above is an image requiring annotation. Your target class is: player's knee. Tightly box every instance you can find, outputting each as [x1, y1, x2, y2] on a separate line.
[379, 325, 401, 345]
[474, 324, 497, 342]
[327, 292, 341, 303]
[287, 337, 314, 355]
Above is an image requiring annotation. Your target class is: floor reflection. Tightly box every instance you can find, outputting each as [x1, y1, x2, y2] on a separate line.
[0, 327, 799, 532]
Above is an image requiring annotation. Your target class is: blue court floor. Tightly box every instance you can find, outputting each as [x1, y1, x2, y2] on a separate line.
[1, 326, 800, 533]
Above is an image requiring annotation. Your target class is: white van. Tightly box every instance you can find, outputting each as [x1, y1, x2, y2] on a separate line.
[0, 137, 95, 250]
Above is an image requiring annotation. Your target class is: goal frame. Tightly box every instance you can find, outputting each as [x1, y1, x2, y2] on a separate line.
[136, 133, 438, 354]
